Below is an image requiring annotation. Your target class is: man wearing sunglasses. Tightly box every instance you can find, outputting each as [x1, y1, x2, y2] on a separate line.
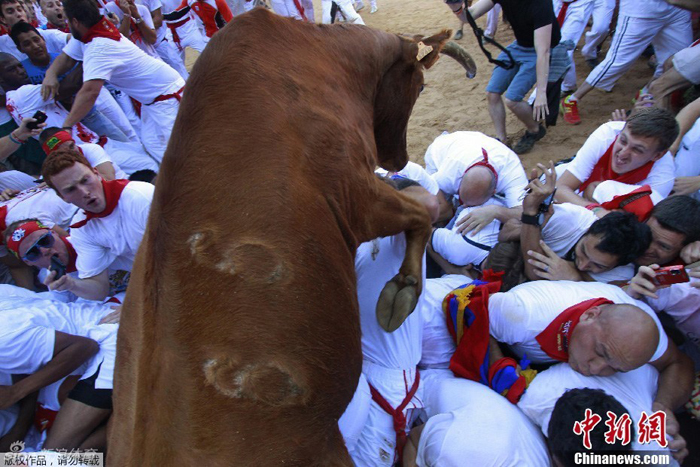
[38, 146, 153, 301]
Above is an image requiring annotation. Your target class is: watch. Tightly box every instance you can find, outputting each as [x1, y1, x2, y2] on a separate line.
[521, 212, 543, 227]
[134, 17, 143, 24]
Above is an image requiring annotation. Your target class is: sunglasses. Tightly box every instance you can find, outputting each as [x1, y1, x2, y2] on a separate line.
[22, 231, 55, 262]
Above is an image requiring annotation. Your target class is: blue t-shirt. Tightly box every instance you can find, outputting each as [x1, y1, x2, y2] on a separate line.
[21, 53, 74, 85]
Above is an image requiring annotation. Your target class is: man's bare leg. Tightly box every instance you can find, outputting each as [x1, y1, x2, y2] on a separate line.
[487, 91, 508, 142]
[43, 399, 111, 450]
[505, 98, 540, 134]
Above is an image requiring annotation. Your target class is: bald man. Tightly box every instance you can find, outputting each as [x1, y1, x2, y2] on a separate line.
[417, 277, 693, 441]
[487, 280, 693, 437]
[424, 131, 528, 234]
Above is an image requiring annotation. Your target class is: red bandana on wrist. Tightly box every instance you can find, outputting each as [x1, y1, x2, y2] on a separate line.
[579, 137, 655, 193]
[42, 130, 74, 155]
[600, 184, 655, 222]
[6, 220, 50, 257]
[80, 16, 122, 43]
[536, 297, 613, 361]
[70, 179, 129, 228]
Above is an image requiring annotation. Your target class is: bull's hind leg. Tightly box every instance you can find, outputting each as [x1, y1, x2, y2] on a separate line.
[356, 179, 432, 332]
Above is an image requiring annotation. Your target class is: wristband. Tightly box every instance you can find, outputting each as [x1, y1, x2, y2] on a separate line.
[8, 131, 25, 145]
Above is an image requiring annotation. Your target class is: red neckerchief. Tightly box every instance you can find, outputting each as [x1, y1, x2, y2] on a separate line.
[61, 237, 78, 273]
[70, 179, 129, 228]
[535, 298, 613, 361]
[79, 16, 122, 43]
[557, 0, 577, 27]
[47, 22, 70, 33]
[579, 137, 655, 192]
[600, 184, 654, 222]
[0, 205, 7, 238]
[459, 148, 498, 206]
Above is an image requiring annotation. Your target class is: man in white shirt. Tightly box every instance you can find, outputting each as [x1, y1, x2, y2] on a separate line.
[0, 53, 159, 175]
[42, 0, 185, 162]
[425, 131, 528, 234]
[351, 178, 437, 467]
[519, 363, 686, 464]
[556, 109, 678, 205]
[136, 0, 190, 79]
[41, 146, 153, 301]
[0, 286, 120, 451]
[0, 0, 69, 60]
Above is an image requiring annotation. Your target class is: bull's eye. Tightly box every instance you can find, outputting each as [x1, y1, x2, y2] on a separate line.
[420, 84, 425, 93]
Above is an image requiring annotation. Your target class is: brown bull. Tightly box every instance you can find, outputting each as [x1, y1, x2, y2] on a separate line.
[108, 8, 476, 466]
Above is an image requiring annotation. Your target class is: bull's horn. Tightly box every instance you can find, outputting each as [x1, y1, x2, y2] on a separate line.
[440, 41, 477, 79]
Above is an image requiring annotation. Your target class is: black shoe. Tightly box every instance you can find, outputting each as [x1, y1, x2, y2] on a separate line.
[513, 125, 546, 155]
[454, 29, 463, 40]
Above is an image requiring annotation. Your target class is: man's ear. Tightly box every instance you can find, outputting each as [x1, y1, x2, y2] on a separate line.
[650, 149, 666, 162]
[580, 306, 603, 323]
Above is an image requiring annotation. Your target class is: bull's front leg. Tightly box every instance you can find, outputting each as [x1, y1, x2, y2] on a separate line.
[355, 179, 433, 332]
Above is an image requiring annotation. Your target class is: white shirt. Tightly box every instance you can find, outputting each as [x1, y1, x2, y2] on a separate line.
[355, 233, 425, 369]
[0, 285, 119, 389]
[6, 84, 101, 145]
[426, 131, 528, 208]
[417, 378, 550, 467]
[565, 121, 675, 198]
[103, 2, 160, 58]
[375, 161, 440, 195]
[0, 170, 36, 192]
[489, 280, 668, 363]
[136, 0, 168, 43]
[419, 275, 474, 369]
[518, 363, 677, 458]
[430, 198, 503, 268]
[70, 181, 153, 278]
[80, 34, 184, 104]
[592, 180, 665, 205]
[80, 143, 129, 180]
[645, 281, 700, 347]
[541, 203, 597, 257]
[0, 185, 78, 256]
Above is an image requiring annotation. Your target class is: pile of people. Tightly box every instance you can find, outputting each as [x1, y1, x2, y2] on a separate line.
[0, 0, 699, 465]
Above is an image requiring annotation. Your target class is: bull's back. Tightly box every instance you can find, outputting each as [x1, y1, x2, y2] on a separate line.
[109, 10, 364, 466]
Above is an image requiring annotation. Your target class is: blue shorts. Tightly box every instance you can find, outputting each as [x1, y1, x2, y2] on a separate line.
[485, 41, 537, 102]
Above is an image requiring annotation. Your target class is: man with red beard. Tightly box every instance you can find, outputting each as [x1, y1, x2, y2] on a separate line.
[40, 146, 153, 301]
[556, 108, 678, 210]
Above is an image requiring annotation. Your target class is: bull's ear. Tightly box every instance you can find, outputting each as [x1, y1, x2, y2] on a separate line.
[414, 29, 452, 69]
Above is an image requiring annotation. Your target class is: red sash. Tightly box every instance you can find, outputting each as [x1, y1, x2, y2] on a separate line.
[62, 237, 78, 273]
[600, 184, 654, 222]
[579, 137, 655, 192]
[70, 179, 129, 228]
[557, 0, 577, 27]
[80, 16, 122, 43]
[535, 298, 613, 361]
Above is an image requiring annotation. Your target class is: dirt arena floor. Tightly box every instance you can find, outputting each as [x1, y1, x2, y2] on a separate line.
[187, 0, 654, 172]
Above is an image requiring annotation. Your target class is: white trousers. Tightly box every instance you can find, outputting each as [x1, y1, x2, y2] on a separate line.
[155, 32, 190, 80]
[585, 9, 692, 91]
[581, 0, 616, 60]
[554, 0, 596, 91]
[141, 96, 181, 162]
[321, 0, 364, 24]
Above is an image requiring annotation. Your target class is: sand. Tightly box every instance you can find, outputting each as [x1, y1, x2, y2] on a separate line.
[187, 0, 657, 171]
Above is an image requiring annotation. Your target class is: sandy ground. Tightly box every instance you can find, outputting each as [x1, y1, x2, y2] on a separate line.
[185, 0, 656, 172]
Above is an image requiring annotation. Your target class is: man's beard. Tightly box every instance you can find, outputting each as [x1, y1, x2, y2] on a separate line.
[70, 26, 82, 40]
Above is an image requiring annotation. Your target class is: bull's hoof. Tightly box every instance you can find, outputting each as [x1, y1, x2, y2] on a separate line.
[376, 274, 418, 332]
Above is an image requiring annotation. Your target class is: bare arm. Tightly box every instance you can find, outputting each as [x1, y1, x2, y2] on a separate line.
[150, 7, 163, 29]
[670, 97, 700, 154]
[555, 170, 590, 206]
[45, 268, 110, 301]
[650, 340, 694, 411]
[62, 79, 104, 129]
[0, 387, 38, 452]
[42, 52, 79, 101]
[532, 24, 552, 122]
[467, 0, 495, 20]
[95, 162, 117, 181]
[0, 117, 44, 162]
[0, 332, 99, 411]
[664, 0, 700, 11]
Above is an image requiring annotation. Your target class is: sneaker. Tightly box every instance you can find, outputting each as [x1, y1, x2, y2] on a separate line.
[454, 29, 463, 40]
[513, 125, 546, 155]
[370, 5, 377, 13]
[560, 95, 581, 125]
[585, 58, 599, 70]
